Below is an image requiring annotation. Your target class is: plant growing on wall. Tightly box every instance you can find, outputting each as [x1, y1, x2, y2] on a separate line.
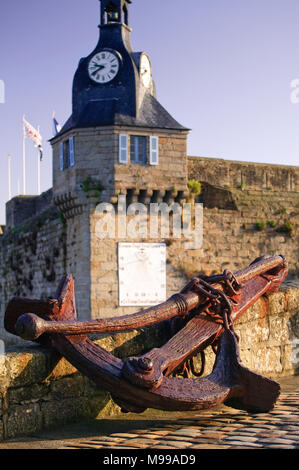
[80, 177, 104, 199]
[255, 220, 267, 231]
[276, 220, 295, 236]
[187, 180, 201, 203]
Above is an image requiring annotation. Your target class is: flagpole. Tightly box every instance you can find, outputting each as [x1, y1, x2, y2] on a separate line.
[37, 125, 41, 195]
[8, 154, 12, 200]
[22, 115, 26, 195]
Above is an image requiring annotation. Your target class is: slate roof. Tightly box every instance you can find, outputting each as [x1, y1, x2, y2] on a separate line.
[55, 93, 189, 138]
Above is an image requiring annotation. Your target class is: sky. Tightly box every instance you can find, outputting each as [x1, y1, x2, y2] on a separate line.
[0, 0, 299, 225]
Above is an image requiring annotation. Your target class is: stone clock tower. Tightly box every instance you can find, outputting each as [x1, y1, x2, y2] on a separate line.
[50, 0, 190, 320]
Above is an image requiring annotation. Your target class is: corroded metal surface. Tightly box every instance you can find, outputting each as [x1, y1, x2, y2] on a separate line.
[4, 255, 288, 414]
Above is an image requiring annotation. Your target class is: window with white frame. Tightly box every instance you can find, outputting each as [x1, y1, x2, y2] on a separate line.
[59, 137, 75, 171]
[130, 135, 147, 164]
[118, 134, 159, 165]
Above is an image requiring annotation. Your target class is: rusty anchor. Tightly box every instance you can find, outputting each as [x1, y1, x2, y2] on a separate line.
[4, 254, 288, 414]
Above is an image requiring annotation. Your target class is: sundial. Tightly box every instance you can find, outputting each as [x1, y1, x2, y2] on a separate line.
[118, 242, 167, 306]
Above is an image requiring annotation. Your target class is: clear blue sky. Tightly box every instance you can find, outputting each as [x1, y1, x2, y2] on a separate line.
[0, 0, 299, 225]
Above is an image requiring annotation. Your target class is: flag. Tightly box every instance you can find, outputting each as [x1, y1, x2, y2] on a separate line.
[23, 116, 43, 161]
[52, 112, 61, 136]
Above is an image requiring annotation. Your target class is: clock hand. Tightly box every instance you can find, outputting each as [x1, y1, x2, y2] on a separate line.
[91, 65, 105, 76]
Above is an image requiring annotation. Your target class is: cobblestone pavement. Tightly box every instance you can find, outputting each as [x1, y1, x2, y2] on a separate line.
[0, 376, 298, 450]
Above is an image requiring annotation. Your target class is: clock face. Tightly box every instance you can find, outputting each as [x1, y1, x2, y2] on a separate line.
[140, 54, 152, 88]
[88, 50, 120, 84]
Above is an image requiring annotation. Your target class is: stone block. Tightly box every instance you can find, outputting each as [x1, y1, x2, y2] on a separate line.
[49, 375, 85, 399]
[40, 395, 116, 429]
[5, 403, 42, 440]
[269, 315, 292, 346]
[285, 287, 299, 312]
[267, 292, 287, 316]
[4, 347, 50, 388]
[251, 345, 282, 375]
[7, 383, 49, 405]
[48, 357, 78, 380]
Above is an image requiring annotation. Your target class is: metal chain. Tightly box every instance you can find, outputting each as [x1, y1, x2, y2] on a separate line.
[173, 272, 241, 379]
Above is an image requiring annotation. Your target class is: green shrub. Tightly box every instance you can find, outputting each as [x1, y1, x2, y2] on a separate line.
[276, 221, 295, 235]
[80, 177, 104, 198]
[187, 180, 201, 200]
[255, 220, 267, 231]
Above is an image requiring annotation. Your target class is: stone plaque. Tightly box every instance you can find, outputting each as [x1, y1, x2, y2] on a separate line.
[118, 242, 166, 307]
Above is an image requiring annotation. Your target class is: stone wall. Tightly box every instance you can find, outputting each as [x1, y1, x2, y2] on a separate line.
[0, 207, 66, 345]
[169, 195, 299, 280]
[188, 156, 299, 192]
[5, 189, 53, 231]
[0, 285, 298, 441]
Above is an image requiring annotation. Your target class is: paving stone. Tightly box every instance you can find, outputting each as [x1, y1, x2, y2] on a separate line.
[118, 440, 152, 448]
[218, 441, 253, 448]
[160, 434, 198, 442]
[113, 446, 138, 449]
[149, 445, 180, 449]
[259, 438, 297, 445]
[199, 431, 226, 440]
[141, 433, 166, 439]
[88, 435, 124, 442]
[191, 444, 230, 449]
[224, 435, 258, 442]
[146, 430, 172, 436]
[170, 429, 202, 438]
[238, 427, 269, 433]
[156, 440, 193, 449]
[224, 440, 262, 448]
[284, 434, 299, 440]
[266, 444, 297, 449]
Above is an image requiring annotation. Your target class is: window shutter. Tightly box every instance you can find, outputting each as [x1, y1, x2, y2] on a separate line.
[150, 136, 159, 165]
[119, 134, 128, 164]
[69, 136, 75, 167]
[59, 142, 64, 171]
